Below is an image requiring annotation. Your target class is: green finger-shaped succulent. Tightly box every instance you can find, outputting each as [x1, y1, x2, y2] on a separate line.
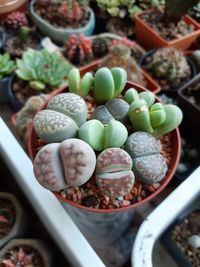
[79, 119, 128, 151]
[124, 88, 155, 107]
[68, 67, 93, 97]
[93, 67, 127, 104]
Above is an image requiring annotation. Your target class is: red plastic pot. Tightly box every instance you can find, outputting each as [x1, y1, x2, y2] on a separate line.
[28, 81, 181, 247]
[135, 9, 200, 50]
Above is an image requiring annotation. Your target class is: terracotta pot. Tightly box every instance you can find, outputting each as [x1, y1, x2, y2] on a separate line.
[28, 80, 181, 247]
[0, 0, 28, 22]
[79, 60, 161, 94]
[135, 9, 200, 50]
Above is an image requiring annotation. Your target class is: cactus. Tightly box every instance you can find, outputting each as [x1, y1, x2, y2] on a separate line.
[18, 26, 30, 43]
[95, 148, 135, 198]
[64, 34, 92, 65]
[4, 11, 28, 31]
[124, 132, 168, 184]
[0, 53, 15, 80]
[93, 67, 127, 103]
[145, 48, 191, 89]
[33, 139, 96, 190]
[16, 48, 71, 91]
[92, 98, 129, 124]
[92, 37, 109, 57]
[126, 87, 183, 138]
[68, 68, 93, 97]
[79, 119, 128, 151]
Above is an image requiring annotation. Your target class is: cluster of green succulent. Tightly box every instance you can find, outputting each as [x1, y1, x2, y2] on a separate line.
[96, 0, 165, 19]
[0, 53, 15, 80]
[16, 48, 72, 91]
[146, 48, 191, 82]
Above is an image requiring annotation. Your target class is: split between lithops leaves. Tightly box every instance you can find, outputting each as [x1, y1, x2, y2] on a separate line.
[68, 67, 93, 97]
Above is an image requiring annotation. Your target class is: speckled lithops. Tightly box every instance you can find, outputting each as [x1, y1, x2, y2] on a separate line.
[124, 131, 168, 184]
[96, 148, 135, 199]
[47, 93, 88, 127]
[33, 143, 67, 191]
[33, 139, 96, 190]
[60, 139, 96, 186]
[34, 110, 78, 143]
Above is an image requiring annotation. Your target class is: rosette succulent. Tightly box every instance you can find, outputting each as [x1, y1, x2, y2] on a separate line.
[16, 48, 72, 91]
[0, 53, 15, 79]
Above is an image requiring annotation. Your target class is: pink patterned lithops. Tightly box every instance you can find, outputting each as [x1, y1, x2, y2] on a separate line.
[60, 139, 96, 186]
[33, 143, 67, 191]
[95, 148, 135, 199]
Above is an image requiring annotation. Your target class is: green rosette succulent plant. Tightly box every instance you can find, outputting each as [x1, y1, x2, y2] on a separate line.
[0, 53, 15, 79]
[125, 88, 183, 138]
[16, 48, 72, 91]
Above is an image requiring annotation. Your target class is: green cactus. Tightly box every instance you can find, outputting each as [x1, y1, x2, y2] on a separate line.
[93, 67, 127, 104]
[68, 67, 93, 97]
[0, 53, 15, 79]
[126, 88, 183, 138]
[16, 48, 72, 91]
[18, 26, 30, 43]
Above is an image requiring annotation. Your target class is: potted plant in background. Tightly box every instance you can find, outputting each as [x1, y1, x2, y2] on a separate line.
[0, 192, 24, 248]
[28, 66, 182, 248]
[0, 0, 28, 22]
[0, 53, 15, 104]
[135, 0, 200, 50]
[0, 238, 51, 267]
[140, 47, 196, 93]
[29, 0, 95, 44]
[8, 48, 72, 111]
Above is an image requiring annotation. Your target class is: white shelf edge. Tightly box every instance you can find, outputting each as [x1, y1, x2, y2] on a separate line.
[132, 166, 200, 267]
[0, 117, 106, 267]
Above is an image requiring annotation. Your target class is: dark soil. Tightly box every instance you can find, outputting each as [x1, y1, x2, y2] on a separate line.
[4, 34, 39, 58]
[182, 80, 200, 107]
[141, 10, 195, 41]
[171, 210, 200, 267]
[0, 198, 15, 239]
[106, 17, 135, 38]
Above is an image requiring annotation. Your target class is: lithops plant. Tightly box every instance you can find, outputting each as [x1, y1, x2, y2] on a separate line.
[33, 139, 96, 190]
[47, 92, 88, 127]
[124, 132, 168, 184]
[95, 148, 135, 199]
[92, 98, 129, 124]
[68, 68, 93, 97]
[34, 110, 78, 143]
[93, 67, 127, 104]
[79, 119, 128, 151]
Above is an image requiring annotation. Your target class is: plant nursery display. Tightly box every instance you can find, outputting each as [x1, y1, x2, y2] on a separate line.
[29, 0, 95, 44]
[135, 0, 200, 50]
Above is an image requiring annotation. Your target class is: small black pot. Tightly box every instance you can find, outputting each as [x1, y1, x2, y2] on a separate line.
[7, 74, 23, 112]
[139, 49, 197, 96]
[0, 75, 13, 103]
[0, 27, 7, 52]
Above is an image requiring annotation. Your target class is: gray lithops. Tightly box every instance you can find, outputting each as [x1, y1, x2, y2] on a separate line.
[34, 110, 78, 143]
[124, 132, 168, 184]
[33, 139, 96, 191]
[47, 93, 88, 127]
[33, 143, 67, 191]
[60, 139, 96, 186]
[96, 148, 135, 199]
[92, 98, 129, 124]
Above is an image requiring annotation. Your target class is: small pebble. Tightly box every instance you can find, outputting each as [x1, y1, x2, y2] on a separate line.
[188, 235, 200, 249]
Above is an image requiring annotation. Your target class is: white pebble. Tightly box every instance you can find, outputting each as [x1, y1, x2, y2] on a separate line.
[188, 235, 200, 248]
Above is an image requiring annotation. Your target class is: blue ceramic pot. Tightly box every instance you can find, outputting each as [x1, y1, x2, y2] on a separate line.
[29, 0, 95, 44]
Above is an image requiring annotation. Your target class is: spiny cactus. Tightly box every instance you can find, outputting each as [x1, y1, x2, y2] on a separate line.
[79, 119, 128, 151]
[125, 88, 183, 138]
[95, 148, 135, 198]
[125, 132, 168, 184]
[68, 68, 93, 97]
[92, 37, 109, 57]
[16, 48, 71, 90]
[93, 67, 127, 103]
[4, 11, 28, 31]
[64, 34, 92, 65]
[33, 138, 96, 190]
[0, 53, 15, 79]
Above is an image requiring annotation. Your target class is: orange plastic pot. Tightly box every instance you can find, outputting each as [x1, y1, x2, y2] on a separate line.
[28, 81, 181, 246]
[135, 9, 200, 51]
[79, 60, 161, 94]
[0, 0, 28, 21]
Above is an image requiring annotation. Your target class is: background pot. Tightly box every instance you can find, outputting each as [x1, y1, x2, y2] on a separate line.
[28, 81, 181, 248]
[29, 0, 95, 45]
[0, 26, 6, 52]
[7, 74, 23, 112]
[0, 238, 51, 267]
[0, 192, 25, 248]
[0, 75, 13, 104]
[135, 9, 200, 50]
[0, 0, 28, 22]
